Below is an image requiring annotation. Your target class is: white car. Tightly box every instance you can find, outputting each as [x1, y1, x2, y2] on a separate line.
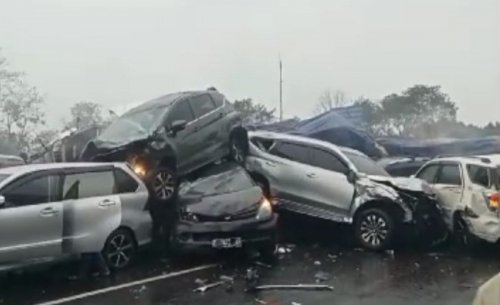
[0, 163, 152, 271]
[414, 156, 500, 245]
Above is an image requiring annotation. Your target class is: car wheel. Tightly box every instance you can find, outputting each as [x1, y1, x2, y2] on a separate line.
[229, 135, 247, 164]
[355, 208, 395, 251]
[454, 215, 477, 248]
[149, 167, 178, 204]
[103, 228, 137, 270]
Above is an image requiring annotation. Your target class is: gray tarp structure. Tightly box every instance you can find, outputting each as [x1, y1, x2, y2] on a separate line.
[250, 106, 384, 158]
[378, 136, 500, 157]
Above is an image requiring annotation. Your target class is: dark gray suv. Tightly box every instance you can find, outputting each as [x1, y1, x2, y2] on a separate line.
[81, 89, 247, 203]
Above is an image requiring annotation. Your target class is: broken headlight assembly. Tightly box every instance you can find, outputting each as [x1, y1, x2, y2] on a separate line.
[179, 209, 199, 222]
[256, 197, 273, 220]
[127, 155, 149, 177]
[484, 191, 500, 212]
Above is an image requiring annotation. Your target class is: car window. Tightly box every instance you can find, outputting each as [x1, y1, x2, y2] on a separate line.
[168, 100, 194, 125]
[114, 169, 139, 193]
[62, 171, 115, 200]
[2, 175, 58, 207]
[189, 94, 216, 118]
[436, 164, 462, 186]
[343, 152, 389, 176]
[416, 164, 440, 183]
[269, 142, 310, 164]
[309, 148, 348, 174]
[467, 165, 491, 188]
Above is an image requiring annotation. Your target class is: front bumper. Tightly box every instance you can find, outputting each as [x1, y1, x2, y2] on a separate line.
[172, 214, 277, 251]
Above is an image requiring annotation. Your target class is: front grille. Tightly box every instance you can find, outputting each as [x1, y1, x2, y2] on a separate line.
[195, 204, 259, 222]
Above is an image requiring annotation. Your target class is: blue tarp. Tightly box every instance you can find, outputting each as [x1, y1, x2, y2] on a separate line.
[378, 136, 500, 157]
[252, 108, 384, 158]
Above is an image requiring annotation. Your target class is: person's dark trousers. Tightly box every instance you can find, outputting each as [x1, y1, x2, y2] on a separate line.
[79, 252, 111, 278]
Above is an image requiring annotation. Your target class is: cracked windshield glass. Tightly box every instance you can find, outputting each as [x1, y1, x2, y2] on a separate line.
[0, 1, 498, 305]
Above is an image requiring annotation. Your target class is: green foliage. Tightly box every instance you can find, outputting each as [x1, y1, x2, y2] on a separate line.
[233, 98, 276, 125]
[65, 101, 104, 131]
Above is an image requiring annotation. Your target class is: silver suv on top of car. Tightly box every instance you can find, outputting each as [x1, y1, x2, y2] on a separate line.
[0, 162, 152, 271]
[414, 156, 500, 245]
[245, 131, 445, 251]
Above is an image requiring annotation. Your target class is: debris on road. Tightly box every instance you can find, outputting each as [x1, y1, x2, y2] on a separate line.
[291, 302, 302, 305]
[255, 298, 267, 305]
[314, 271, 330, 282]
[220, 275, 234, 282]
[253, 284, 334, 291]
[245, 267, 260, 291]
[195, 278, 208, 286]
[314, 260, 322, 266]
[255, 261, 273, 269]
[385, 249, 395, 258]
[193, 281, 224, 293]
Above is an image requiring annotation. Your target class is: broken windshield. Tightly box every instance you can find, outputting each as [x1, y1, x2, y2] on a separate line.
[98, 106, 169, 143]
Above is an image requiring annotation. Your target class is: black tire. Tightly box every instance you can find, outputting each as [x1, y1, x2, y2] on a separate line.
[147, 167, 179, 204]
[354, 208, 395, 251]
[454, 215, 477, 248]
[102, 228, 137, 270]
[229, 134, 247, 164]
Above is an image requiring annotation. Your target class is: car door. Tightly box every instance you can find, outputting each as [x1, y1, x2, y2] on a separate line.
[165, 99, 196, 174]
[61, 168, 121, 254]
[306, 147, 355, 218]
[417, 162, 463, 224]
[187, 93, 224, 169]
[265, 141, 322, 213]
[0, 173, 63, 263]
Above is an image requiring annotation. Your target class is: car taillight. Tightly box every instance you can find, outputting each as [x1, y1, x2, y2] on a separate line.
[489, 192, 500, 210]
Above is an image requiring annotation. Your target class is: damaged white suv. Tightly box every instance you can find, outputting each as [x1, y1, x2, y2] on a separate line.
[415, 156, 500, 246]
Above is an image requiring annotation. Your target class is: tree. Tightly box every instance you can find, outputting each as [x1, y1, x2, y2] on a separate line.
[233, 98, 276, 125]
[66, 101, 104, 130]
[0, 53, 45, 152]
[373, 85, 458, 138]
[315, 89, 350, 114]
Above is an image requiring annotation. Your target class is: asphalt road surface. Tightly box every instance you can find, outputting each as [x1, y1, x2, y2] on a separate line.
[1, 213, 499, 305]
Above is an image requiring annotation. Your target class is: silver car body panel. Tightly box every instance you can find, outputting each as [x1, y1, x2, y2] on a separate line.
[246, 131, 413, 224]
[0, 162, 151, 268]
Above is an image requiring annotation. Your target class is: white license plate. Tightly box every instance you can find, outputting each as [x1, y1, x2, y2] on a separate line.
[211, 237, 242, 249]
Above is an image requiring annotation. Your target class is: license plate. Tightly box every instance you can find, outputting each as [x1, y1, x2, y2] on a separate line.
[211, 237, 242, 249]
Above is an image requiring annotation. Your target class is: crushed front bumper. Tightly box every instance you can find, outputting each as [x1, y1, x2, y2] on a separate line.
[172, 214, 277, 252]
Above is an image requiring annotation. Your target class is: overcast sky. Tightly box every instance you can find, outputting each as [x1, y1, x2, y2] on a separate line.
[0, 0, 498, 128]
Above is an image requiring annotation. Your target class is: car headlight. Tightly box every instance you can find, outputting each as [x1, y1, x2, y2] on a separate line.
[180, 210, 199, 222]
[256, 197, 273, 220]
[127, 155, 148, 177]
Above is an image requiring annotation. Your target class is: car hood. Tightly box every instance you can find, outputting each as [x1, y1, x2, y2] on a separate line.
[179, 186, 262, 218]
[368, 175, 434, 195]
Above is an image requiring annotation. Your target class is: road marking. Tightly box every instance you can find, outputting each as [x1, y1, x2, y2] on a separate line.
[36, 264, 217, 305]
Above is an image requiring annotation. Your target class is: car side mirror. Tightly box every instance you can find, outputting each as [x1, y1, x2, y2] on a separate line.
[169, 120, 187, 136]
[347, 170, 357, 184]
[0, 195, 5, 207]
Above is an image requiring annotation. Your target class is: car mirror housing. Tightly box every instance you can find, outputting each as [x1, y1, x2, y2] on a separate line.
[169, 120, 187, 136]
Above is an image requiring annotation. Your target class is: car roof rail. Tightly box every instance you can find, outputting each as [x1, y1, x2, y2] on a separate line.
[435, 154, 491, 164]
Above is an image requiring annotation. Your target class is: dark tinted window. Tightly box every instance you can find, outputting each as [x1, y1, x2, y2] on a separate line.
[189, 94, 216, 118]
[3, 175, 56, 206]
[269, 142, 310, 164]
[63, 171, 115, 200]
[309, 148, 348, 174]
[114, 169, 139, 193]
[467, 165, 491, 188]
[436, 164, 462, 185]
[416, 164, 440, 183]
[344, 152, 389, 176]
[168, 100, 194, 124]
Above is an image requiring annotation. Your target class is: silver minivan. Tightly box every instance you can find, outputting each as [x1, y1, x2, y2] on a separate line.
[0, 163, 152, 271]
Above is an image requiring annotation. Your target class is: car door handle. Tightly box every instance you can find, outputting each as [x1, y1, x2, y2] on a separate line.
[40, 207, 58, 217]
[98, 199, 117, 207]
[306, 173, 317, 178]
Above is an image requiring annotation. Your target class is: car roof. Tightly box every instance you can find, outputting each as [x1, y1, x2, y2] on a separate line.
[428, 156, 495, 167]
[0, 162, 121, 175]
[125, 90, 212, 115]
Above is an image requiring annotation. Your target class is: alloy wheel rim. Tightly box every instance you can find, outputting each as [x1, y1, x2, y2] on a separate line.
[231, 142, 245, 163]
[106, 233, 134, 269]
[360, 214, 388, 247]
[153, 171, 175, 200]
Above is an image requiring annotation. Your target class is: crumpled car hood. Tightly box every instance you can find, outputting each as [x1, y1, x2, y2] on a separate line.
[368, 175, 434, 195]
[179, 187, 262, 217]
